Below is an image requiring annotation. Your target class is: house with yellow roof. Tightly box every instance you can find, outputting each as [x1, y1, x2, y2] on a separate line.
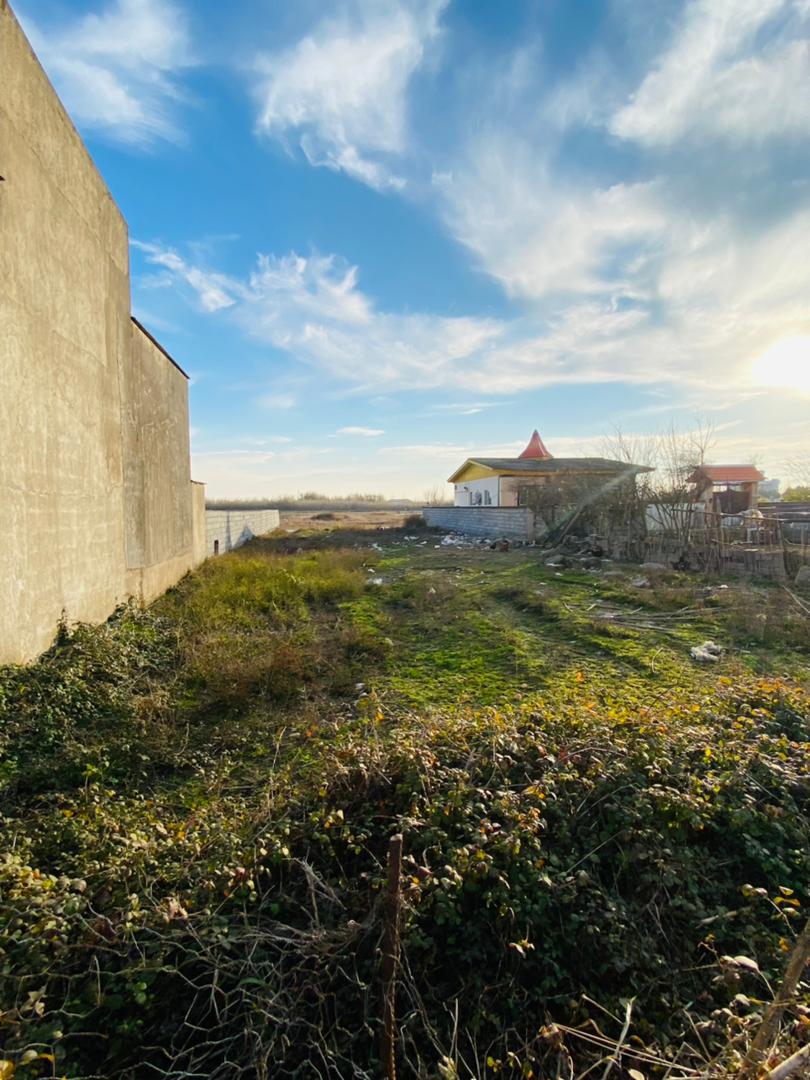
[449, 430, 650, 508]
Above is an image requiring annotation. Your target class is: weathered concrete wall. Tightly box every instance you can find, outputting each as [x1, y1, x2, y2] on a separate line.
[0, 3, 131, 663]
[423, 507, 537, 540]
[0, 4, 204, 663]
[191, 483, 208, 566]
[205, 510, 281, 556]
[122, 320, 195, 601]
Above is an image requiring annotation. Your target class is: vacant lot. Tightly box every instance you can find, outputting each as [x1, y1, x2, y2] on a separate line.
[1, 524, 808, 1079]
[279, 508, 413, 531]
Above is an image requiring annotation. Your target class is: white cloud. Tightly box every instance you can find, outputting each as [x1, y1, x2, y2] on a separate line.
[233, 250, 504, 389]
[135, 213, 810, 404]
[435, 138, 668, 300]
[252, 0, 446, 190]
[133, 242, 235, 311]
[247, 253, 373, 326]
[21, 0, 194, 149]
[240, 436, 294, 446]
[429, 401, 510, 415]
[334, 426, 385, 437]
[611, 0, 810, 145]
[259, 393, 298, 410]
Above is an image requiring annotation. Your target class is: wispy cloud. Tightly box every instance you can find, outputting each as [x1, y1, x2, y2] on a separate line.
[21, 0, 194, 149]
[129, 0, 810, 414]
[251, 0, 446, 190]
[435, 140, 668, 301]
[258, 393, 298, 410]
[132, 219, 810, 402]
[133, 242, 235, 311]
[429, 402, 508, 415]
[334, 426, 385, 437]
[610, 0, 810, 145]
[239, 436, 294, 446]
[139, 240, 512, 388]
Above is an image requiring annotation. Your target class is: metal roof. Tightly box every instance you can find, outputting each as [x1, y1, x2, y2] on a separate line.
[471, 456, 649, 473]
[519, 430, 552, 459]
[449, 456, 652, 482]
[688, 465, 765, 484]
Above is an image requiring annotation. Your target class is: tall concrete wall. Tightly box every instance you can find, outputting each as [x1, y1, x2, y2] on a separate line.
[205, 510, 281, 557]
[0, 4, 205, 664]
[192, 483, 208, 566]
[122, 320, 196, 602]
[423, 507, 537, 540]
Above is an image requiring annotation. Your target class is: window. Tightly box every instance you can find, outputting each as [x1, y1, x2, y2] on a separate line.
[484, 490, 492, 505]
[213, 539, 219, 555]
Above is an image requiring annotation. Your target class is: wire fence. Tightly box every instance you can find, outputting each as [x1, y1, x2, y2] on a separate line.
[643, 507, 810, 581]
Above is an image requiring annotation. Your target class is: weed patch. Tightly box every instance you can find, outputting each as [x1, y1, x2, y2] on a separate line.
[0, 538, 808, 1078]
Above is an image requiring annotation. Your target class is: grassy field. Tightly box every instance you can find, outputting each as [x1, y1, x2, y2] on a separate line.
[1, 524, 808, 1079]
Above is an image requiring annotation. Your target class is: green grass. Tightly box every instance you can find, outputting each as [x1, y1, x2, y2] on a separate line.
[0, 532, 808, 1079]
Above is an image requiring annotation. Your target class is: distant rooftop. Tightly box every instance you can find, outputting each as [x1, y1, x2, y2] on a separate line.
[688, 465, 765, 484]
[469, 457, 651, 474]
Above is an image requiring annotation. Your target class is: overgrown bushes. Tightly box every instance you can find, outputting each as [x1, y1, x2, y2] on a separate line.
[0, 542, 808, 1078]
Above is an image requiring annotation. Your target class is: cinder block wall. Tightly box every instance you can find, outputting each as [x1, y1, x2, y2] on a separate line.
[205, 510, 281, 557]
[422, 507, 536, 540]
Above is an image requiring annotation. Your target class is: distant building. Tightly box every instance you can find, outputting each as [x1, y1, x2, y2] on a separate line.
[686, 465, 765, 515]
[759, 478, 781, 500]
[448, 430, 650, 507]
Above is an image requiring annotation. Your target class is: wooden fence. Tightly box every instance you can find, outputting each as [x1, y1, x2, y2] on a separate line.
[642, 508, 810, 581]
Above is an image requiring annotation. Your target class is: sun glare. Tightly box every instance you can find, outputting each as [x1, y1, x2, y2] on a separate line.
[751, 335, 810, 393]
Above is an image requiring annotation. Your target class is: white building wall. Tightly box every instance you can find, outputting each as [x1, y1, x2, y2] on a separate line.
[454, 476, 500, 506]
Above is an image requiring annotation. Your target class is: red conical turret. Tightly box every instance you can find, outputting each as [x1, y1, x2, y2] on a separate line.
[519, 430, 552, 460]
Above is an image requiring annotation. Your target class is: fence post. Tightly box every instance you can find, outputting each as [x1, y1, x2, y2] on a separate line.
[381, 834, 403, 1080]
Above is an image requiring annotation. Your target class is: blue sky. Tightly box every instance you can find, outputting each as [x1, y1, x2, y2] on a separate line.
[18, 0, 810, 497]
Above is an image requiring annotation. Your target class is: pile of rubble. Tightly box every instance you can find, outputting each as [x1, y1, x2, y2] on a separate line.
[434, 532, 534, 550]
[540, 534, 610, 571]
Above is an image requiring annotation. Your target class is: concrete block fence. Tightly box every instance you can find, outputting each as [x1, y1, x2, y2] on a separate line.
[422, 506, 536, 540]
[205, 509, 281, 556]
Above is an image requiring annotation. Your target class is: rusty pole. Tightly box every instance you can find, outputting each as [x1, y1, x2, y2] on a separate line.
[381, 833, 403, 1080]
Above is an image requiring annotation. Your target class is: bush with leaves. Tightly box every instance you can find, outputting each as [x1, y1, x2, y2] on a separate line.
[0, 545, 808, 1078]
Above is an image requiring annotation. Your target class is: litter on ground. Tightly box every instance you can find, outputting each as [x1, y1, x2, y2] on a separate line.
[690, 640, 724, 663]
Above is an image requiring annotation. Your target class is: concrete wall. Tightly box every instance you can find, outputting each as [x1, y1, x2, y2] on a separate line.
[192, 483, 208, 566]
[122, 320, 196, 601]
[205, 510, 281, 557]
[423, 507, 537, 540]
[0, 4, 204, 663]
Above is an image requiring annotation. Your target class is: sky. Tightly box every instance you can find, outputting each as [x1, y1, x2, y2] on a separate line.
[17, 0, 810, 498]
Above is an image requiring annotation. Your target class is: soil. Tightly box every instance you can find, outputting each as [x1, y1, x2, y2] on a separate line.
[278, 509, 413, 532]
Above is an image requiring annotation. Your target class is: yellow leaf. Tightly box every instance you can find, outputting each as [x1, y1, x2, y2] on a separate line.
[0, 1061, 15, 1080]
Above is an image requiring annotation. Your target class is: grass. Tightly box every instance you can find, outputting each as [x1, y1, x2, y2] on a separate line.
[0, 528, 808, 1078]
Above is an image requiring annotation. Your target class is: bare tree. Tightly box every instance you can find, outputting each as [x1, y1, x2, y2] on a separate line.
[422, 486, 450, 506]
[601, 420, 716, 544]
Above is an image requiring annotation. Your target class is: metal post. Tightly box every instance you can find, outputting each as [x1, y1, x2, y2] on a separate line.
[380, 833, 403, 1080]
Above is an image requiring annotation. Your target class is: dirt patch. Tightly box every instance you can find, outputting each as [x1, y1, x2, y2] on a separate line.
[278, 509, 412, 532]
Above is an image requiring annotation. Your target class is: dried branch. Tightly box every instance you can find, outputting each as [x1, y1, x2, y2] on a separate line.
[737, 916, 810, 1080]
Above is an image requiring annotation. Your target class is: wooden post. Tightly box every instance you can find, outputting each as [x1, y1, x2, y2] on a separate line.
[737, 915, 810, 1080]
[381, 833, 403, 1080]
